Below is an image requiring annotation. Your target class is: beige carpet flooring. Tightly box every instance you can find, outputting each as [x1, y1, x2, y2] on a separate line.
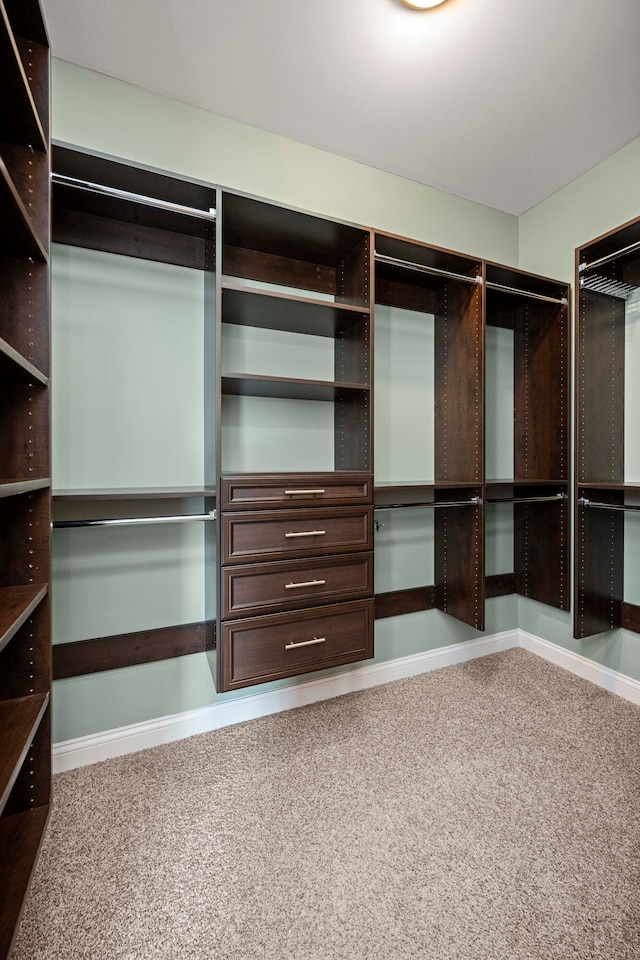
[14, 648, 640, 959]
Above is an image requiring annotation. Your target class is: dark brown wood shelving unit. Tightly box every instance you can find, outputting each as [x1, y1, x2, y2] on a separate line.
[51, 146, 218, 687]
[484, 262, 570, 612]
[575, 213, 640, 639]
[0, 0, 50, 951]
[215, 193, 374, 691]
[374, 233, 484, 630]
[49, 144, 571, 698]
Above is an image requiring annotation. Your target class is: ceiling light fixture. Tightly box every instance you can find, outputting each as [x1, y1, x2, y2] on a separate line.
[399, 0, 450, 8]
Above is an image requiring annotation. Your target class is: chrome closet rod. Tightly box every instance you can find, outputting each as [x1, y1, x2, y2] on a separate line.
[374, 498, 481, 511]
[52, 173, 217, 222]
[52, 510, 217, 529]
[487, 493, 567, 505]
[485, 281, 567, 306]
[374, 253, 481, 285]
[578, 499, 640, 513]
[579, 237, 640, 274]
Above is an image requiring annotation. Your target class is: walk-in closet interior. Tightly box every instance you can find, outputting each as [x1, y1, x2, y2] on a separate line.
[2, 0, 640, 953]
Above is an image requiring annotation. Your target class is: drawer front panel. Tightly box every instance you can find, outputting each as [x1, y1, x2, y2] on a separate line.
[221, 600, 374, 689]
[221, 552, 373, 619]
[222, 507, 373, 564]
[221, 473, 372, 510]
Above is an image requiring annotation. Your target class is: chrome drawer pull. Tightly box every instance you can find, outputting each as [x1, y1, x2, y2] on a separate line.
[285, 636, 326, 651]
[284, 488, 326, 495]
[285, 579, 327, 590]
[284, 530, 326, 538]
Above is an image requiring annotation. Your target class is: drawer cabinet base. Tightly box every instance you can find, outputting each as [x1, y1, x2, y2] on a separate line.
[220, 599, 374, 691]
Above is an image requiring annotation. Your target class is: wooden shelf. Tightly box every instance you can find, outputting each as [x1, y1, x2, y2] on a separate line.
[221, 284, 369, 337]
[0, 693, 48, 814]
[222, 373, 370, 401]
[224, 192, 366, 266]
[0, 584, 47, 655]
[0, 805, 50, 960]
[53, 486, 216, 501]
[0, 336, 47, 385]
[0, 154, 47, 261]
[374, 481, 480, 506]
[485, 261, 568, 302]
[0, 2, 46, 152]
[577, 482, 640, 491]
[376, 232, 481, 281]
[485, 479, 569, 499]
[0, 478, 49, 500]
[53, 144, 216, 236]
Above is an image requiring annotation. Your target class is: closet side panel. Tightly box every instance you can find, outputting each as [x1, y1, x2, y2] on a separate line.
[514, 302, 569, 482]
[434, 282, 482, 484]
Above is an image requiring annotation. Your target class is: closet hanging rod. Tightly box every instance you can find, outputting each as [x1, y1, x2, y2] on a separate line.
[374, 497, 481, 511]
[51, 174, 217, 222]
[485, 281, 567, 305]
[52, 510, 217, 529]
[579, 237, 640, 274]
[578, 498, 640, 513]
[488, 493, 567, 505]
[374, 253, 481, 285]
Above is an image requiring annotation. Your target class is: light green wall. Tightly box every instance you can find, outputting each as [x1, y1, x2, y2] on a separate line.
[52, 59, 518, 264]
[518, 135, 640, 681]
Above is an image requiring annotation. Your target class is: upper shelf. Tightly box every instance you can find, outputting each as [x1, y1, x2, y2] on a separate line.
[52, 145, 216, 270]
[578, 216, 640, 277]
[0, 2, 47, 152]
[0, 154, 47, 261]
[374, 233, 481, 313]
[221, 284, 369, 337]
[222, 192, 370, 306]
[485, 262, 568, 309]
[3, 0, 48, 46]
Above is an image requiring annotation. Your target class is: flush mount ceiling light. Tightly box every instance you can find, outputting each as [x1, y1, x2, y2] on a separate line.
[399, 0, 450, 8]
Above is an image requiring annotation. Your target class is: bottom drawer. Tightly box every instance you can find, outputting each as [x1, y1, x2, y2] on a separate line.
[220, 599, 374, 690]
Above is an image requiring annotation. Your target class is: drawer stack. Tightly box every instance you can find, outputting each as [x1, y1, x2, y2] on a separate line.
[218, 473, 374, 690]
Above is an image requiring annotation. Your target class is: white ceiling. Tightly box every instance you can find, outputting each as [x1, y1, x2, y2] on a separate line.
[41, 0, 640, 216]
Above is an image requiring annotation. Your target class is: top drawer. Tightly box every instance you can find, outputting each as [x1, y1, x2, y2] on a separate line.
[221, 473, 372, 510]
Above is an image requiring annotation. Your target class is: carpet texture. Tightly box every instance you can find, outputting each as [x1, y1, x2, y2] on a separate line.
[14, 648, 640, 959]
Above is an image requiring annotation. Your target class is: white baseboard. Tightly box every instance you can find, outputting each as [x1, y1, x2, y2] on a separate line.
[518, 629, 640, 707]
[54, 626, 640, 772]
[53, 629, 518, 773]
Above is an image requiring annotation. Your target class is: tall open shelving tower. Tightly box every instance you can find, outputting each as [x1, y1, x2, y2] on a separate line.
[0, 0, 51, 955]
